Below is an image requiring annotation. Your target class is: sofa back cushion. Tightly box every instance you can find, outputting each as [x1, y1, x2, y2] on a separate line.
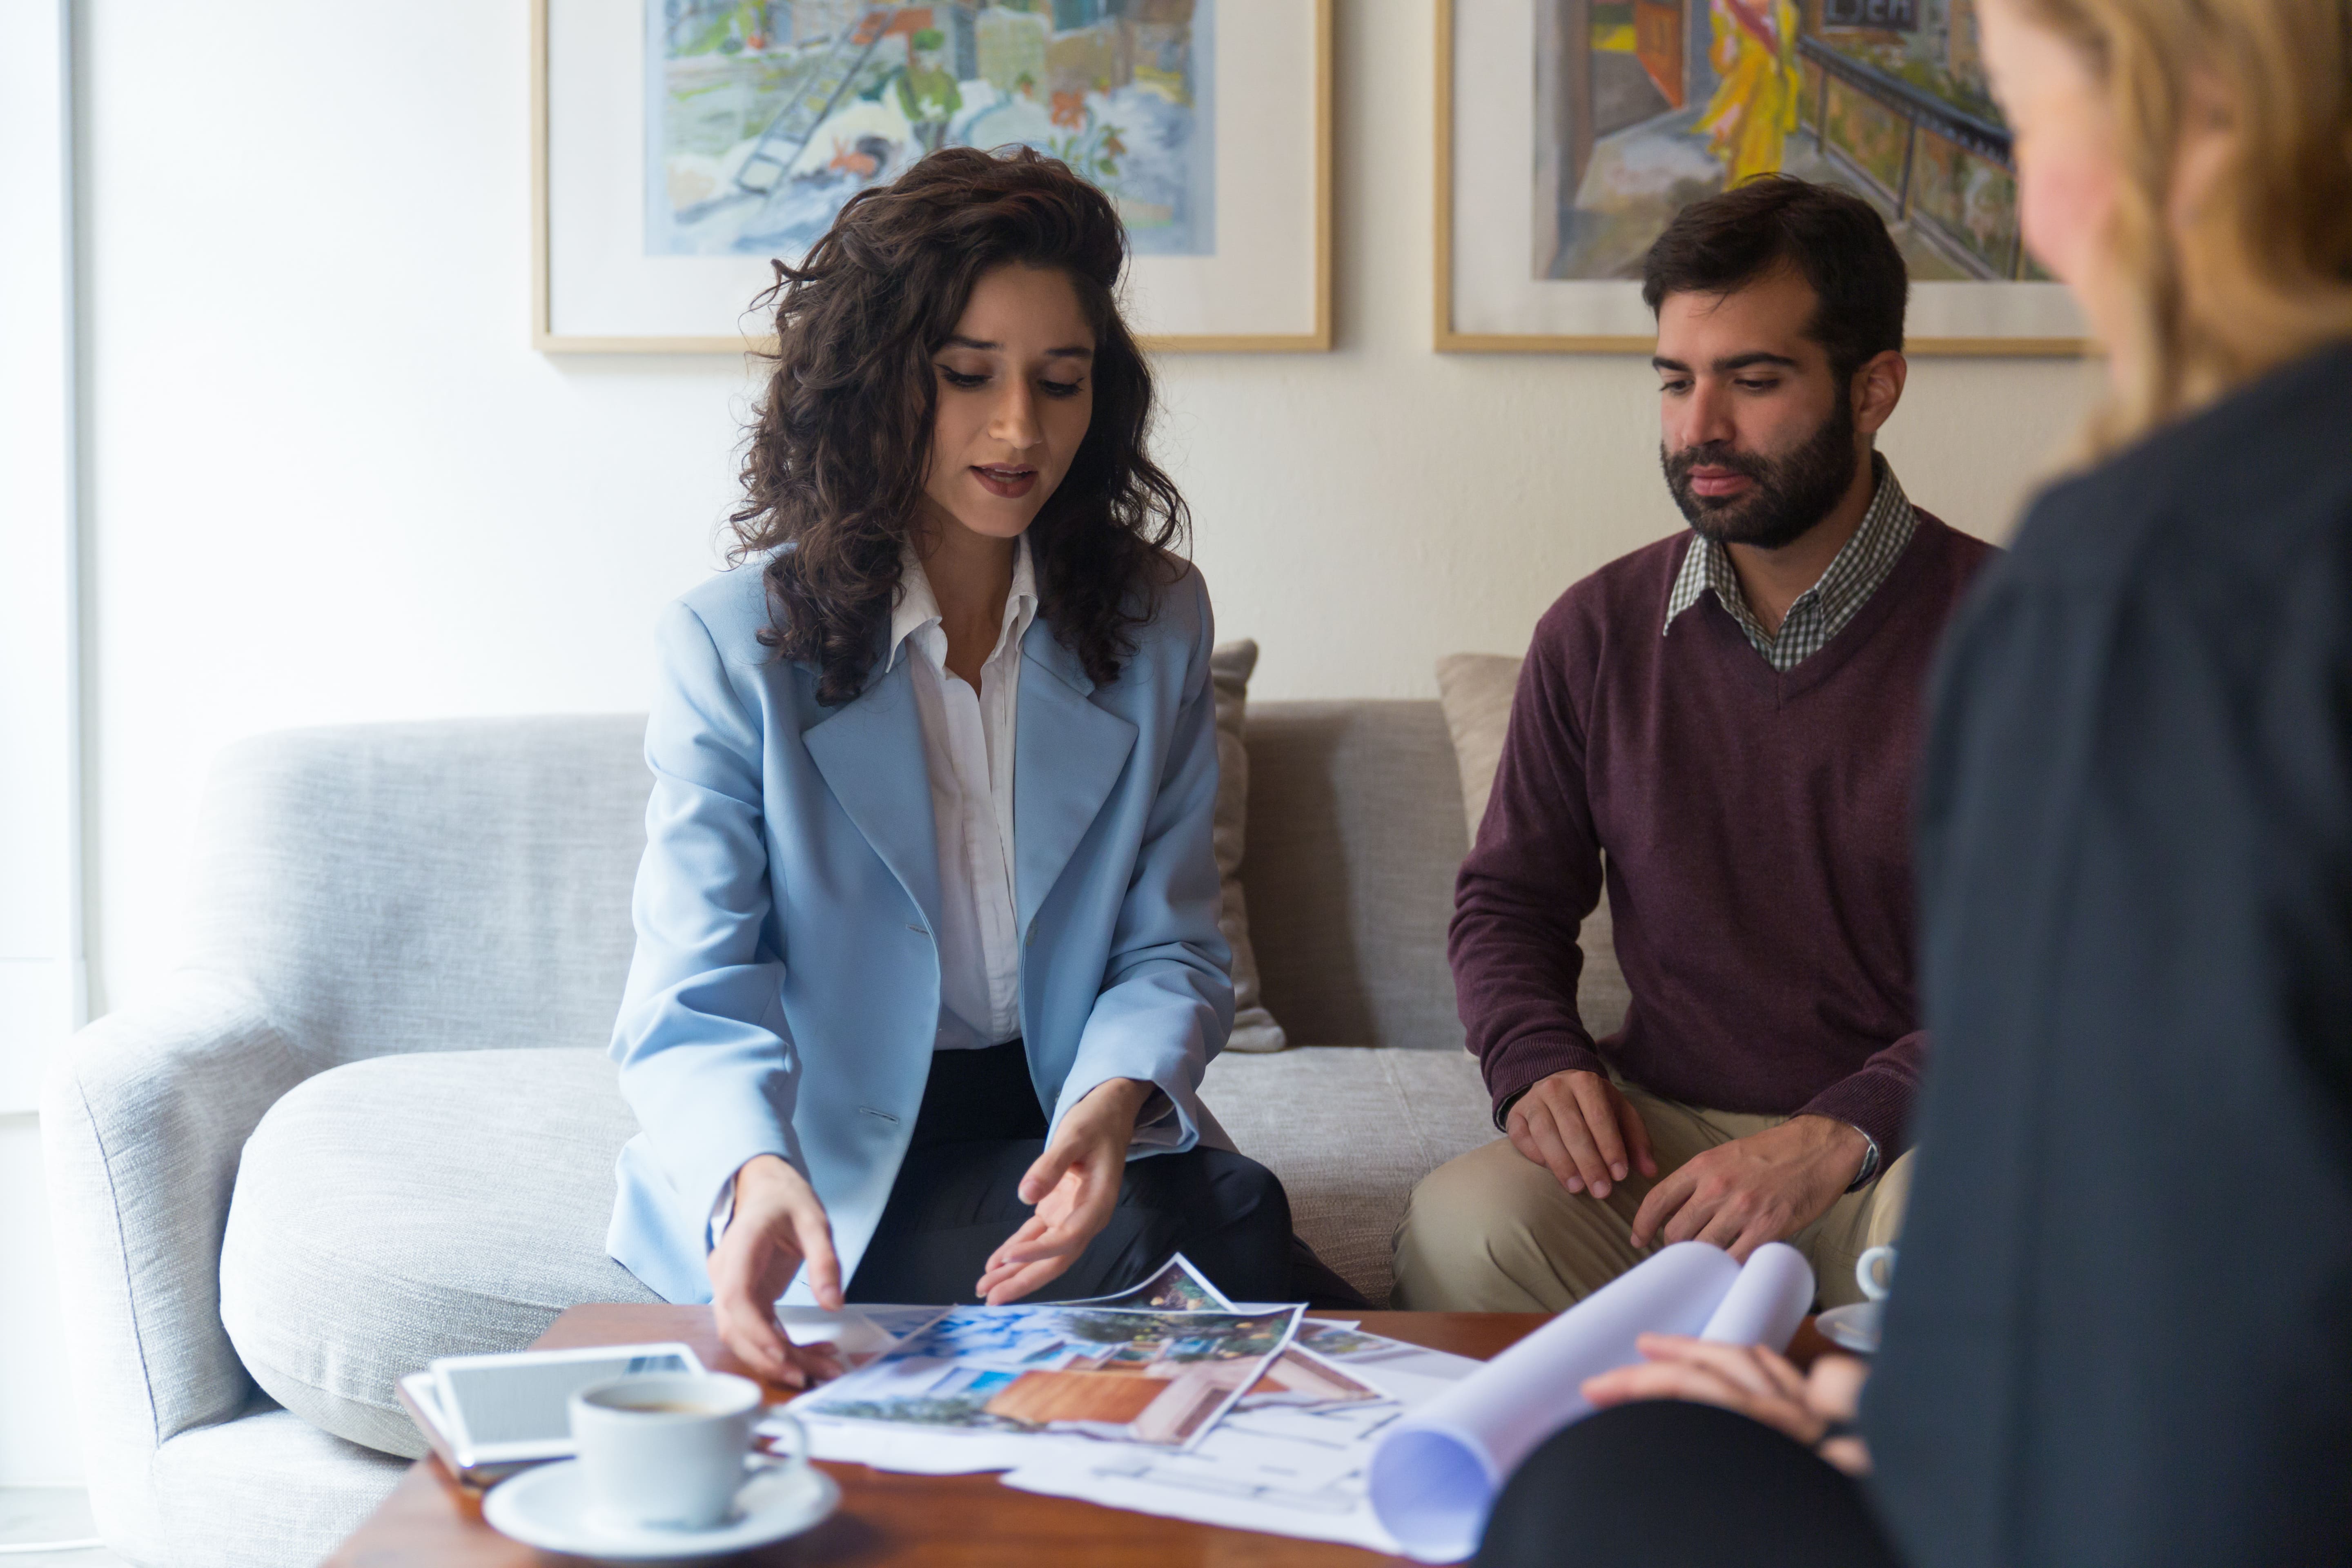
[1236, 701, 1468, 1051]
[192, 697, 1479, 1064]
[191, 718, 649, 1065]
[1435, 654, 1631, 1040]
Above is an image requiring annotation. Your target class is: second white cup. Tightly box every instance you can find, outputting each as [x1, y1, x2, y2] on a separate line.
[1855, 1244, 1897, 1303]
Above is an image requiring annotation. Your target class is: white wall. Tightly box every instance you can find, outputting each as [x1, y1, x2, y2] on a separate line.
[78, 0, 2098, 1013]
[5, 0, 2099, 1484]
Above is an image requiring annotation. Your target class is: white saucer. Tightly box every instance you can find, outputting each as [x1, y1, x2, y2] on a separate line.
[483, 1458, 840, 1563]
[1816, 1300, 1883, 1355]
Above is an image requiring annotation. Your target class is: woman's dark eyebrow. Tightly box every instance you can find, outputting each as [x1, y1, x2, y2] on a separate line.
[942, 334, 1093, 361]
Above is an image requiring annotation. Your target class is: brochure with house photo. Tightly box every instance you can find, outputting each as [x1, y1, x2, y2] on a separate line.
[796, 1303, 1304, 1452]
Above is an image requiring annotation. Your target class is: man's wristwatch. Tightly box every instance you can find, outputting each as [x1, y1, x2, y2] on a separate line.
[1842, 1127, 1882, 1193]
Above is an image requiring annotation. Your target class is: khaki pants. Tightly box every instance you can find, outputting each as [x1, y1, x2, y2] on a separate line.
[1391, 1079, 1912, 1312]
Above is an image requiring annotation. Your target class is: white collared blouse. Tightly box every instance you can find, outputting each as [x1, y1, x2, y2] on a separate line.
[886, 536, 1039, 1051]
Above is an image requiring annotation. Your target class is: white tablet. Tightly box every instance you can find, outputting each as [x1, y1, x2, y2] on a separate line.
[429, 1341, 704, 1468]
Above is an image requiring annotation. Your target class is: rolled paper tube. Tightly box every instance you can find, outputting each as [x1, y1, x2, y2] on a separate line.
[1697, 1241, 1815, 1349]
[1367, 1242, 1739, 1561]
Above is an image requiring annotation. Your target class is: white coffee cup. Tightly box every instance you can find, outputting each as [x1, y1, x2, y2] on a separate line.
[568, 1371, 807, 1533]
[1855, 1245, 1897, 1303]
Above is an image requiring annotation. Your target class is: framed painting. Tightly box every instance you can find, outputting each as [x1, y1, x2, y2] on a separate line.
[534, 0, 1330, 353]
[1435, 0, 2089, 353]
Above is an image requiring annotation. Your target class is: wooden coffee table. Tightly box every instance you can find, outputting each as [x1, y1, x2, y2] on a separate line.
[325, 1305, 1548, 1566]
[329, 1305, 1842, 1565]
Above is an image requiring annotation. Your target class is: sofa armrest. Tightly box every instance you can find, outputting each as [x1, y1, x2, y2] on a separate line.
[42, 972, 309, 1555]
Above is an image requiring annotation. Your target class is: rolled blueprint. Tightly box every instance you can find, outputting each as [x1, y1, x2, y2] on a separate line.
[1366, 1241, 1815, 1562]
[1697, 1240, 1815, 1349]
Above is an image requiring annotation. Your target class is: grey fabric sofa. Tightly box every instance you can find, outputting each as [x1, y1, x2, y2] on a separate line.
[42, 702, 1629, 1567]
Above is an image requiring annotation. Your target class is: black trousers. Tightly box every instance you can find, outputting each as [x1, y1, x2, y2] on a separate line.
[1474, 1402, 1903, 1568]
[844, 1040, 1365, 1309]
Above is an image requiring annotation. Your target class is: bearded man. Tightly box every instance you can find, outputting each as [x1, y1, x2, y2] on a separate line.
[1393, 178, 1997, 1312]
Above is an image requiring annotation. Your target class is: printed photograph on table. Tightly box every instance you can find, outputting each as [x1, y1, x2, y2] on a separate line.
[1069, 1252, 1233, 1313]
[537, 0, 1330, 351]
[1292, 1321, 1420, 1363]
[1236, 1345, 1388, 1409]
[1436, 0, 2088, 350]
[998, 1321, 1489, 1552]
[800, 1305, 1302, 1447]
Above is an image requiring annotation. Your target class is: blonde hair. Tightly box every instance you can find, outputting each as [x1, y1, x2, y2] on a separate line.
[2015, 0, 2352, 450]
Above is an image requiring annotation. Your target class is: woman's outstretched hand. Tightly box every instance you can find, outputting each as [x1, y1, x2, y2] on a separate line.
[975, 1076, 1153, 1304]
[708, 1154, 847, 1390]
[1580, 1334, 1875, 1475]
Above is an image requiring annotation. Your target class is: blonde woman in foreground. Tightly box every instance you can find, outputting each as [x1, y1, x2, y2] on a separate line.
[1474, 0, 2352, 1563]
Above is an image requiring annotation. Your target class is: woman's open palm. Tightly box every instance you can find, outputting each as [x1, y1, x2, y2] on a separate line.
[973, 1078, 1151, 1303]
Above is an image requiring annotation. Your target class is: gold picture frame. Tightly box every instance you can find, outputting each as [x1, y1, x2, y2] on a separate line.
[535, 0, 1331, 355]
[1434, 0, 2088, 355]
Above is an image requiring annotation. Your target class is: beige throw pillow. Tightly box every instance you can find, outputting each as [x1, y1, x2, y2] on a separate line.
[1434, 653, 1631, 1040]
[1211, 640, 1289, 1052]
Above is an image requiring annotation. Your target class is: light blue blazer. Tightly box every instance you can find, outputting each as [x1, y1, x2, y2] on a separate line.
[605, 560, 1236, 1304]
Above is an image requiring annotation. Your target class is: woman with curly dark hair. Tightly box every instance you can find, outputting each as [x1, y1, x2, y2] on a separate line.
[604, 147, 1325, 1384]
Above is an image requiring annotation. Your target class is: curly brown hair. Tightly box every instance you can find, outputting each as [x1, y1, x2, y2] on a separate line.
[729, 145, 1189, 706]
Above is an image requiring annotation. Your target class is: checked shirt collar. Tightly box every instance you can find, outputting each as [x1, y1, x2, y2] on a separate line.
[1664, 453, 1917, 673]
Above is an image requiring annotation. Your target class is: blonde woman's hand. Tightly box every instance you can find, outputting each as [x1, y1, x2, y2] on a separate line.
[708, 1154, 846, 1390]
[974, 1077, 1154, 1304]
[1580, 1334, 1875, 1474]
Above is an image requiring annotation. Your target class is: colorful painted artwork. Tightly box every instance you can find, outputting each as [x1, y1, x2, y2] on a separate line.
[1534, 0, 2031, 281]
[645, 1, 1215, 259]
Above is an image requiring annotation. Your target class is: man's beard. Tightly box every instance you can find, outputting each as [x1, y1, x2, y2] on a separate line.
[1661, 396, 1860, 551]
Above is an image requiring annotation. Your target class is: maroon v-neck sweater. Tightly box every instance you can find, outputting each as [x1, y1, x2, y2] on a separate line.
[1452, 514, 1996, 1160]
